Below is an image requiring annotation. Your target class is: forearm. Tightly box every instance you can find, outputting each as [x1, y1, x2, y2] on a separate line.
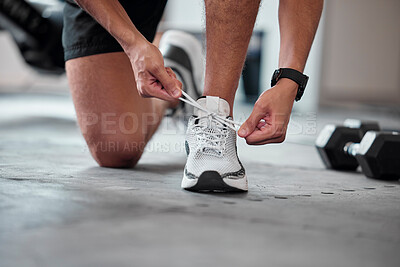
[278, 0, 323, 72]
[74, 0, 146, 51]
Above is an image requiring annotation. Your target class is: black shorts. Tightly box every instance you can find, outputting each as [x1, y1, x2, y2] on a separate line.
[62, 0, 167, 61]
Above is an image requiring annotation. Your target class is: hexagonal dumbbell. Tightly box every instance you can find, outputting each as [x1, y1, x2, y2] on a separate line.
[343, 119, 380, 139]
[316, 122, 400, 179]
[315, 120, 380, 170]
[345, 131, 400, 179]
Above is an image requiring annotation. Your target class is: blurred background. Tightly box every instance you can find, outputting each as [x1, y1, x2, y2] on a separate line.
[1, 1, 400, 266]
[1, 0, 399, 112]
[1, 0, 399, 171]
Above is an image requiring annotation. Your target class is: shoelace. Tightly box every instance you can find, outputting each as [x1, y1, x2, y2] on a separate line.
[179, 91, 242, 155]
[194, 126, 227, 155]
[178, 91, 242, 131]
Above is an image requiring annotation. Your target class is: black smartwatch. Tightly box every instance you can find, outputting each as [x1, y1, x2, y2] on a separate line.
[271, 68, 309, 102]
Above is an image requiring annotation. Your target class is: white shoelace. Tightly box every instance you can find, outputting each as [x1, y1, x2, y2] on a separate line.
[178, 91, 242, 131]
[178, 91, 242, 155]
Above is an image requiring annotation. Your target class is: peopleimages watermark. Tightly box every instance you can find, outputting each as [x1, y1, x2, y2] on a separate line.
[77, 111, 317, 136]
[78, 112, 162, 135]
[78, 111, 318, 154]
[289, 112, 317, 135]
[90, 140, 147, 153]
[82, 140, 187, 153]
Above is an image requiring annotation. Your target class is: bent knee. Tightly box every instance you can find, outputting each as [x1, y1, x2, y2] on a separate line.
[86, 134, 146, 168]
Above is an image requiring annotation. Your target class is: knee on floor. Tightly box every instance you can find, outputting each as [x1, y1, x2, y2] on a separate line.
[86, 134, 146, 168]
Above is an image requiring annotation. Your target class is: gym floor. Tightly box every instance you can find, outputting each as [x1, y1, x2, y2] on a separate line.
[0, 92, 399, 267]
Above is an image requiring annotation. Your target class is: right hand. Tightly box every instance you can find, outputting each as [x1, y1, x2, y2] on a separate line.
[126, 39, 182, 101]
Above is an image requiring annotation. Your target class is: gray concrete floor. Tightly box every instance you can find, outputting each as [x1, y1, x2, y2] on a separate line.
[1, 93, 400, 267]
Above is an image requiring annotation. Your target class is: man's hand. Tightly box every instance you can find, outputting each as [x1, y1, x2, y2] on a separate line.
[238, 79, 297, 145]
[237, 0, 323, 145]
[72, 0, 182, 101]
[126, 40, 182, 101]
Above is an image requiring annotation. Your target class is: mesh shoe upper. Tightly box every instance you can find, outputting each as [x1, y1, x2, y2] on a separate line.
[184, 96, 244, 178]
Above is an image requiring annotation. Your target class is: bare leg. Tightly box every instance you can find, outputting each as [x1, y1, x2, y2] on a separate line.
[204, 0, 261, 113]
[66, 52, 169, 168]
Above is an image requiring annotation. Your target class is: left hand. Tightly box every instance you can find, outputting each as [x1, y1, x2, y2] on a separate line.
[125, 39, 182, 101]
[238, 79, 298, 145]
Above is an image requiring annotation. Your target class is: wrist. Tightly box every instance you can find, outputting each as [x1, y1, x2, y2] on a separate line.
[119, 31, 148, 55]
[278, 64, 304, 73]
[271, 68, 309, 101]
[278, 57, 305, 73]
[276, 78, 298, 99]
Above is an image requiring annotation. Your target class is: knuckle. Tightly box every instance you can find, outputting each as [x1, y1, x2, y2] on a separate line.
[137, 87, 145, 96]
[274, 133, 286, 143]
[165, 81, 176, 90]
[272, 131, 282, 139]
[247, 120, 256, 129]
[151, 64, 162, 74]
[273, 125, 285, 135]
[136, 70, 146, 79]
[254, 101, 267, 112]
[254, 101, 263, 110]
[242, 121, 252, 130]
[245, 139, 255, 145]
[138, 87, 151, 98]
[138, 91, 146, 97]
[177, 80, 183, 88]
[139, 91, 149, 98]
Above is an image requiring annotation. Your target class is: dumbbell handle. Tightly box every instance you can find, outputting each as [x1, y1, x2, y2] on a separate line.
[343, 142, 360, 157]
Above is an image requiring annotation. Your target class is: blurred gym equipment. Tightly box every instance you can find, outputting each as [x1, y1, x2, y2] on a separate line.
[242, 31, 263, 103]
[0, 0, 65, 74]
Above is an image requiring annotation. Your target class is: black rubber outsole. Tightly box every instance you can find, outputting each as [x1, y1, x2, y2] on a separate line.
[184, 171, 247, 193]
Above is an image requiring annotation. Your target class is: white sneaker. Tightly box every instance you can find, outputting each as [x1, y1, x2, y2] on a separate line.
[182, 96, 248, 192]
[160, 30, 204, 118]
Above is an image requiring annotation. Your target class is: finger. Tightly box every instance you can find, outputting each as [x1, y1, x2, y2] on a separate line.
[245, 124, 286, 145]
[238, 106, 266, 138]
[247, 135, 286, 146]
[151, 66, 182, 98]
[165, 67, 177, 78]
[244, 125, 277, 144]
[146, 85, 177, 101]
[137, 76, 176, 101]
[257, 120, 267, 129]
[165, 68, 183, 92]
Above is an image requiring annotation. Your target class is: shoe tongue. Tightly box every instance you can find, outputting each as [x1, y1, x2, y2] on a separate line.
[195, 96, 230, 118]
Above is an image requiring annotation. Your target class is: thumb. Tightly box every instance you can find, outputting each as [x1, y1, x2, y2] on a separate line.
[153, 67, 182, 98]
[238, 107, 265, 138]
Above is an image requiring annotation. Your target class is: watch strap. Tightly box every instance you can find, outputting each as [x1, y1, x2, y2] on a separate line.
[271, 68, 309, 101]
